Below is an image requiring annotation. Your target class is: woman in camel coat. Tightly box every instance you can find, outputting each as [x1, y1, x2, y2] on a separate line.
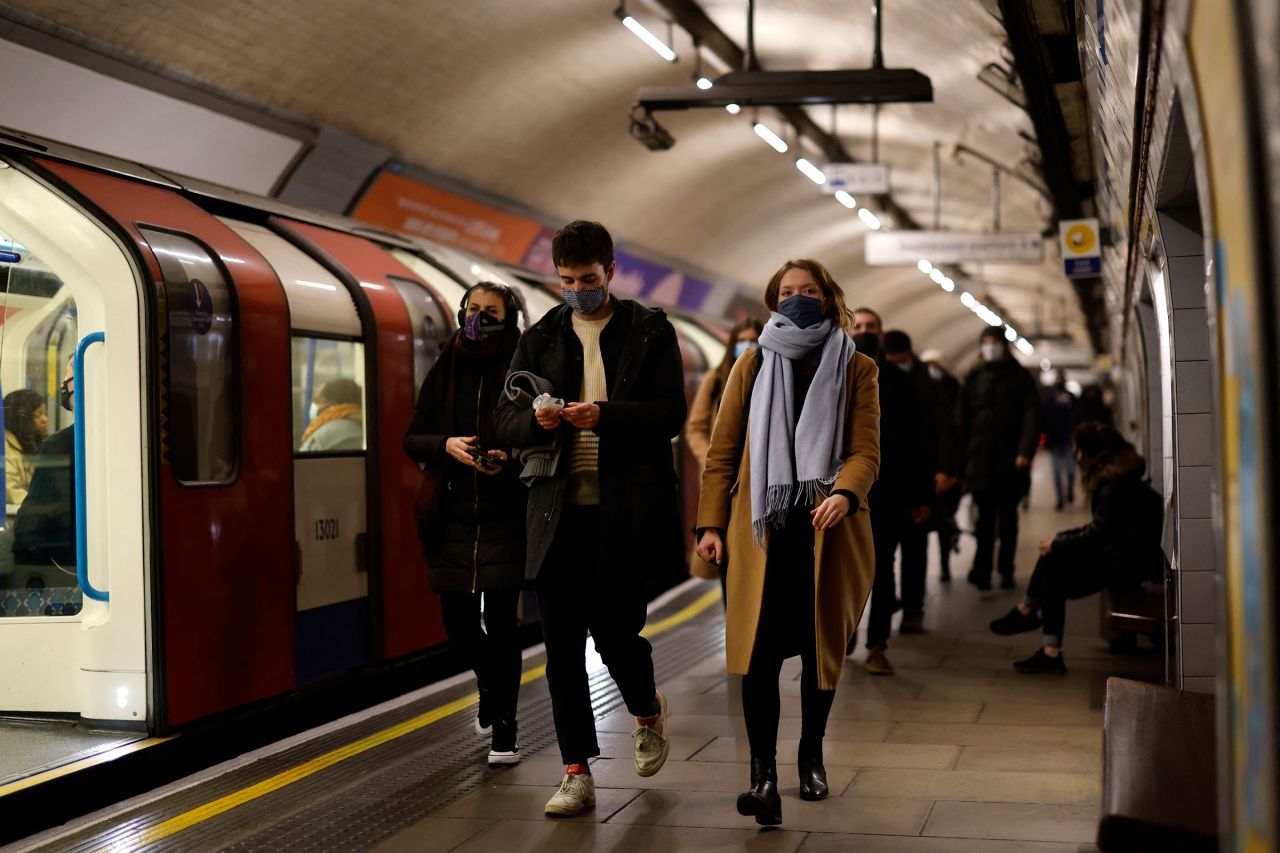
[697, 258, 879, 827]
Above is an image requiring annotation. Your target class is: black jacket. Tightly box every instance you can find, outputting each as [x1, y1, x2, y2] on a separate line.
[404, 330, 527, 593]
[12, 426, 75, 571]
[959, 356, 1040, 493]
[930, 367, 963, 478]
[1052, 448, 1164, 583]
[869, 359, 933, 513]
[494, 298, 687, 581]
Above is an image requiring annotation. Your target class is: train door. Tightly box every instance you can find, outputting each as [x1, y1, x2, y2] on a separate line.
[0, 155, 148, 758]
[220, 219, 372, 684]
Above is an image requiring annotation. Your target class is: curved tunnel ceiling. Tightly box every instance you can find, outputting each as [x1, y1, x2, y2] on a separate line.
[12, 0, 1090, 369]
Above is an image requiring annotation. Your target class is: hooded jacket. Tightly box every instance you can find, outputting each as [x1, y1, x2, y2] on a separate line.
[958, 355, 1041, 493]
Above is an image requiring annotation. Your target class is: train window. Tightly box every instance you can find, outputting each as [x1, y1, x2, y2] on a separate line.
[388, 276, 451, 395]
[292, 337, 366, 454]
[139, 228, 238, 486]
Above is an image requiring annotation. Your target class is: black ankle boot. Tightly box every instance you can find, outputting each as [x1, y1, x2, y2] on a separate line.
[798, 747, 829, 801]
[736, 756, 782, 825]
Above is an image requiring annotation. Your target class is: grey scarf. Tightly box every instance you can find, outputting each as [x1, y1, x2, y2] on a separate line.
[749, 314, 855, 545]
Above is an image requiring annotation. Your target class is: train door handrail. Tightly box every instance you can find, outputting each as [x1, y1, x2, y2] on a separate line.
[75, 331, 108, 602]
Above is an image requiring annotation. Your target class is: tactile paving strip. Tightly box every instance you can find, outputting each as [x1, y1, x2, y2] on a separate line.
[39, 585, 725, 852]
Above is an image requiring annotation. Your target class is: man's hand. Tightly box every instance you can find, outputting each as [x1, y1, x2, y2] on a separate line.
[911, 506, 932, 526]
[445, 436, 478, 465]
[934, 473, 957, 494]
[1039, 537, 1054, 555]
[477, 449, 509, 476]
[562, 402, 601, 430]
[534, 405, 563, 430]
[811, 494, 851, 530]
[1015, 455, 1030, 470]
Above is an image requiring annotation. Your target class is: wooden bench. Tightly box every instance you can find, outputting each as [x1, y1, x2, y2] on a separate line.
[1098, 677, 1217, 852]
[1102, 583, 1164, 653]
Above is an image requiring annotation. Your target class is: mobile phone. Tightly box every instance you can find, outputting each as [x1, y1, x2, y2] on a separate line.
[467, 449, 504, 467]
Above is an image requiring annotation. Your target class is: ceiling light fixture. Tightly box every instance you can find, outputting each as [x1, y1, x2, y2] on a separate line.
[616, 5, 678, 62]
[929, 268, 945, 284]
[941, 277, 955, 292]
[1004, 326, 1018, 342]
[696, 77, 714, 90]
[753, 122, 788, 153]
[725, 103, 742, 114]
[1017, 337, 1035, 355]
[834, 190, 857, 209]
[917, 259, 933, 274]
[960, 291, 976, 308]
[858, 208, 881, 229]
[796, 158, 827, 184]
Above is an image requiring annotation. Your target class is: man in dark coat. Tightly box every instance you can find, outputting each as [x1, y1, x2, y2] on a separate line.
[920, 349, 963, 583]
[1042, 373, 1078, 510]
[959, 327, 1040, 591]
[850, 312, 932, 675]
[12, 359, 76, 588]
[494, 221, 685, 816]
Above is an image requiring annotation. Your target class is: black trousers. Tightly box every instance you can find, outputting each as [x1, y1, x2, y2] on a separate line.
[440, 588, 522, 722]
[866, 502, 909, 650]
[1025, 551, 1112, 643]
[537, 505, 659, 765]
[932, 485, 963, 577]
[972, 489, 1022, 580]
[899, 521, 928, 616]
[741, 639, 835, 763]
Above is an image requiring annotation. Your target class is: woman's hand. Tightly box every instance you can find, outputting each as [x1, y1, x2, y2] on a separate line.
[697, 529, 726, 565]
[445, 435, 478, 465]
[477, 449, 509, 476]
[811, 493, 851, 530]
[1039, 537, 1054, 555]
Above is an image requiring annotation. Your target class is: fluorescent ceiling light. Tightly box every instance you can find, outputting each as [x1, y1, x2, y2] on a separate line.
[470, 264, 484, 276]
[620, 15, 677, 62]
[753, 122, 789, 153]
[1017, 337, 1035, 355]
[726, 103, 742, 114]
[858, 208, 881, 229]
[929, 268, 945, 284]
[1004, 326, 1018, 342]
[696, 77, 713, 90]
[941, 277, 955, 292]
[959, 291, 976, 308]
[834, 190, 856, 209]
[796, 158, 827, 184]
[917, 259, 933, 274]
[986, 313, 1003, 327]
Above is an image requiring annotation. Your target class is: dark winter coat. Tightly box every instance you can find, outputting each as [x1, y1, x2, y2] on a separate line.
[1043, 384, 1078, 449]
[1052, 447, 1164, 583]
[871, 360, 933, 512]
[958, 356, 1041, 494]
[404, 329, 527, 593]
[493, 297, 687, 581]
[930, 368, 963, 479]
[12, 426, 75, 570]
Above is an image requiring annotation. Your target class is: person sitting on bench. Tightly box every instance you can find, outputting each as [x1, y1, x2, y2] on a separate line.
[989, 422, 1164, 673]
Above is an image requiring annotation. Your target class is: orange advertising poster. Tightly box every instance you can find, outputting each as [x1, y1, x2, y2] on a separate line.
[350, 171, 543, 264]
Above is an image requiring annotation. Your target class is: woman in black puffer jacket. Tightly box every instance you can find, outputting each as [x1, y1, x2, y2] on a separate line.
[404, 281, 528, 766]
[988, 421, 1164, 674]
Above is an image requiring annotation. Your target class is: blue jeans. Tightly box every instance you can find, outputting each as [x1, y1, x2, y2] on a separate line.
[1050, 446, 1076, 506]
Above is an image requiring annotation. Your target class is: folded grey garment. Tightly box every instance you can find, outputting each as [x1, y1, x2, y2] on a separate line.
[503, 370, 561, 485]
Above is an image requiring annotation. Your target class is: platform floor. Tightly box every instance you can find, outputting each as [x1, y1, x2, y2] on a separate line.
[15, 459, 1159, 851]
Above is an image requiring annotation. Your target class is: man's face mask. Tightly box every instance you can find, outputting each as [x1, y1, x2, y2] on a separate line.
[777, 294, 825, 329]
[464, 311, 502, 342]
[58, 378, 73, 413]
[980, 342, 1003, 362]
[734, 340, 758, 359]
[894, 360, 912, 373]
[562, 285, 608, 315]
[852, 332, 881, 358]
[928, 365, 944, 382]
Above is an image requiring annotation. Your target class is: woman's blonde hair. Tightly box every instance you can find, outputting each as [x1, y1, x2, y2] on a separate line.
[763, 258, 855, 333]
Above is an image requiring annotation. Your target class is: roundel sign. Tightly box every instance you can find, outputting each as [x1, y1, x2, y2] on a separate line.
[1058, 218, 1102, 278]
[189, 278, 214, 335]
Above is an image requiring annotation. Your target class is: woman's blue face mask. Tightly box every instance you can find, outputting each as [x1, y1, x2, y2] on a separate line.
[734, 340, 758, 359]
[777, 294, 825, 328]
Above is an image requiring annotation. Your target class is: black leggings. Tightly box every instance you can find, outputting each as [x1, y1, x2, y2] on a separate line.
[439, 589, 522, 721]
[741, 641, 836, 762]
[1024, 551, 1111, 646]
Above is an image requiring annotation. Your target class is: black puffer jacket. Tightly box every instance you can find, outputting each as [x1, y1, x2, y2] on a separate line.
[869, 359, 933, 512]
[1052, 448, 1165, 583]
[493, 297, 687, 582]
[958, 356, 1040, 493]
[404, 329, 526, 593]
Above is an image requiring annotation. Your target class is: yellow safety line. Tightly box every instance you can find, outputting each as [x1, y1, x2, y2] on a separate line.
[103, 585, 722, 850]
[0, 737, 170, 799]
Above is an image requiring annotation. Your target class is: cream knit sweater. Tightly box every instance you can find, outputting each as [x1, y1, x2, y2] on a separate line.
[567, 312, 610, 505]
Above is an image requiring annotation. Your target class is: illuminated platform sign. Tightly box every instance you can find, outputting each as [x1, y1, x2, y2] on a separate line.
[822, 162, 889, 195]
[1059, 218, 1102, 278]
[865, 231, 1043, 265]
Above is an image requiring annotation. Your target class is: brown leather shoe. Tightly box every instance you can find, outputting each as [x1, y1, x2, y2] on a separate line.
[865, 647, 894, 676]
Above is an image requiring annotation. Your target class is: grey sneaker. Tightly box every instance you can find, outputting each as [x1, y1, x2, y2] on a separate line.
[544, 772, 595, 816]
[632, 691, 670, 778]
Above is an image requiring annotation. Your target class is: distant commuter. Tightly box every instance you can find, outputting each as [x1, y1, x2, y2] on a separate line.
[299, 378, 363, 453]
[494, 221, 684, 817]
[918, 350, 963, 582]
[882, 330, 958, 633]
[697, 259, 879, 826]
[1043, 373, 1078, 510]
[959, 327, 1040, 590]
[12, 359, 75, 585]
[1075, 383, 1113, 426]
[854, 319, 931, 675]
[4, 389, 48, 507]
[688, 318, 763, 591]
[989, 422, 1163, 672]
[404, 281, 527, 767]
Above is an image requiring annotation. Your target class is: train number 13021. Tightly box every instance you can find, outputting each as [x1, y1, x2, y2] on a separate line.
[315, 518, 340, 541]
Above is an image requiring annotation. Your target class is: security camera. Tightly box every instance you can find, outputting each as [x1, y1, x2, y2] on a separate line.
[629, 106, 675, 151]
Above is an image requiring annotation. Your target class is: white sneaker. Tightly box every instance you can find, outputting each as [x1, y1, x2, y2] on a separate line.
[474, 716, 492, 736]
[544, 772, 595, 816]
[632, 691, 670, 778]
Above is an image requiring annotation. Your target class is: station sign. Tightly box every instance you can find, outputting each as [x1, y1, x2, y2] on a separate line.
[1059, 217, 1102, 278]
[864, 230, 1044, 265]
[822, 162, 890, 195]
